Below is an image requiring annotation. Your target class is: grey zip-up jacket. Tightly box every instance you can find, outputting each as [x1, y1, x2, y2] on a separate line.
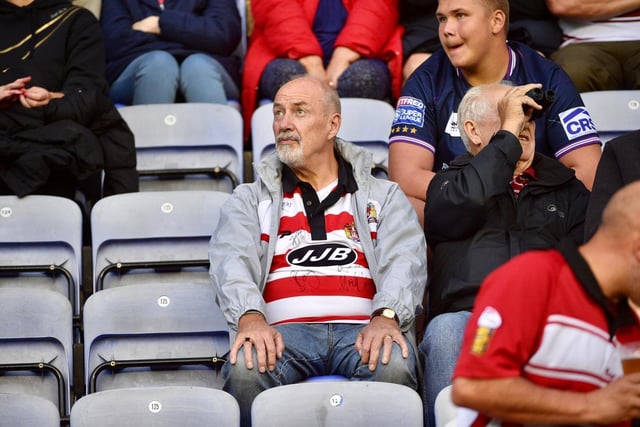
[209, 138, 427, 333]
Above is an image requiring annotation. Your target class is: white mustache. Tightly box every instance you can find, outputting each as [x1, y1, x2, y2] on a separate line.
[276, 133, 301, 143]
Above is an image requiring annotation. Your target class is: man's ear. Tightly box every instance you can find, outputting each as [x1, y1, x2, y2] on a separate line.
[463, 120, 483, 153]
[328, 112, 341, 139]
[491, 9, 507, 35]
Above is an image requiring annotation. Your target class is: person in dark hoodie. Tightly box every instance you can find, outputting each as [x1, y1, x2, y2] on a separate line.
[420, 81, 590, 427]
[0, 0, 137, 199]
[101, 0, 242, 106]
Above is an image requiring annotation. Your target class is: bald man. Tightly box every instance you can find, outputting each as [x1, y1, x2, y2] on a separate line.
[452, 181, 640, 426]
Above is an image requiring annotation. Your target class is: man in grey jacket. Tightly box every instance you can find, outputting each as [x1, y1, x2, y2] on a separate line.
[209, 75, 427, 427]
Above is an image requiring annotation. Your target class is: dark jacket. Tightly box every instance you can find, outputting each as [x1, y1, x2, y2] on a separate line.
[0, 0, 137, 197]
[101, 0, 242, 86]
[584, 129, 640, 240]
[424, 131, 589, 319]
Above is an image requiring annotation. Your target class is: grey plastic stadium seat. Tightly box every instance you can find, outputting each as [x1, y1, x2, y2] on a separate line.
[90, 190, 230, 292]
[251, 97, 395, 178]
[82, 282, 229, 394]
[580, 90, 640, 144]
[70, 386, 240, 427]
[251, 381, 423, 427]
[0, 195, 83, 315]
[0, 392, 61, 427]
[0, 287, 73, 418]
[118, 103, 243, 193]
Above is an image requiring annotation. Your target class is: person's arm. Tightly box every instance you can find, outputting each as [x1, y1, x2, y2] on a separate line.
[100, 0, 160, 65]
[0, 77, 30, 109]
[388, 142, 435, 227]
[453, 375, 640, 424]
[546, 0, 640, 19]
[42, 8, 110, 123]
[424, 132, 522, 244]
[558, 145, 601, 191]
[252, 0, 322, 59]
[209, 185, 282, 373]
[355, 180, 427, 369]
[157, 0, 241, 56]
[335, 0, 399, 56]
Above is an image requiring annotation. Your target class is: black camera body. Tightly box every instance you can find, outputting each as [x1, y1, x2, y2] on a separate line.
[524, 88, 555, 120]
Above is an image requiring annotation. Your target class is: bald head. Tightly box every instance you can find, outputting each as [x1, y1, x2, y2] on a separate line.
[277, 75, 341, 116]
[599, 181, 640, 239]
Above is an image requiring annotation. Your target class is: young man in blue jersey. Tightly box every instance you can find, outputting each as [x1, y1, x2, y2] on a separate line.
[389, 0, 602, 226]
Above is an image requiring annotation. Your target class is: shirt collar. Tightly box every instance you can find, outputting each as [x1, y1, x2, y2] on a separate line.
[282, 149, 358, 194]
[557, 238, 636, 338]
[456, 44, 517, 81]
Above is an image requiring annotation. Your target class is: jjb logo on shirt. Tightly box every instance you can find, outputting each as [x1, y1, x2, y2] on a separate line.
[287, 243, 357, 267]
[559, 107, 597, 140]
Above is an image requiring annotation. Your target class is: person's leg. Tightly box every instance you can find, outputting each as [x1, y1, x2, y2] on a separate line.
[420, 311, 471, 427]
[179, 53, 240, 104]
[109, 51, 180, 105]
[551, 42, 623, 92]
[330, 324, 419, 389]
[337, 59, 391, 100]
[222, 323, 329, 427]
[620, 41, 640, 90]
[258, 58, 306, 101]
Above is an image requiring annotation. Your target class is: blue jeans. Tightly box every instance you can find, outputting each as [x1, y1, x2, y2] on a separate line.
[109, 50, 239, 105]
[223, 323, 419, 427]
[420, 311, 471, 427]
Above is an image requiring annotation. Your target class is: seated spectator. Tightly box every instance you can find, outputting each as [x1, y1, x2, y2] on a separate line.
[420, 82, 590, 427]
[209, 75, 427, 427]
[548, 1, 640, 91]
[390, 0, 601, 227]
[0, 0, 137, 199]
[71, 0, 99, 18]
[585, 129, 640, 240]
[100, 0, 242, 106]
[452, 180, 640, 426]
[399, 0, 563, 84]
[241, 0, 403, 140]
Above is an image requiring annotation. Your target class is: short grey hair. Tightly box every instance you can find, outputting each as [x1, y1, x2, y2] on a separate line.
[457, 81, 514, 152]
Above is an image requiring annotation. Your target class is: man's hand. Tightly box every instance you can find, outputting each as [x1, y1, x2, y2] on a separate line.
[0, 76, 31, 108]
[132, 16, 161, 35]
[19, 86, 64, 109]
[326, 46, 360, 88]
[298, 55, 327, 82]
[583, 373, 640, 423]
[230, 312, 284, 373]
[497, 83, 542, 137]
[355, 316, 408, 371]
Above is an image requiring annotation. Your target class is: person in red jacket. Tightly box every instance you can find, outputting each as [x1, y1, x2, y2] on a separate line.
[242, 0, 403, 143]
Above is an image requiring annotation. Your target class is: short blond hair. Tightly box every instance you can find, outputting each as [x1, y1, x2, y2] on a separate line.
[477, 0, 510, 32]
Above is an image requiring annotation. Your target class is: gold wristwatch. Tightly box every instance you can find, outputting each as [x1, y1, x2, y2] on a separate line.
[371, 307, 399, 324]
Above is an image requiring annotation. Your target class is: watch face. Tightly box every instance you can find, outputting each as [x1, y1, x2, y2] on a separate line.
[382, 308, 395, 319]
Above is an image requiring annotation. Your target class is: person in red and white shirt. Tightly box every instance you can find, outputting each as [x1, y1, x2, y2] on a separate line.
[547, 0, 640, 91]
[452, 180, 640, 426]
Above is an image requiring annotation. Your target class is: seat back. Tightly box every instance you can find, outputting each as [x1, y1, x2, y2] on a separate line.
[83, 282, 229, 394]
[118, 103, 243, 193]
[251, 98, 395, 178]
[90, 190, 229, 293]
[251, 381, 423, 427]
[0, 392, 61, 427]
[0, 195, 82, 315]
[434, 385, 458, 427]
[580, 90, 640, 144]
[70, 386, 240, 427]
[0, 287, 73, 417]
